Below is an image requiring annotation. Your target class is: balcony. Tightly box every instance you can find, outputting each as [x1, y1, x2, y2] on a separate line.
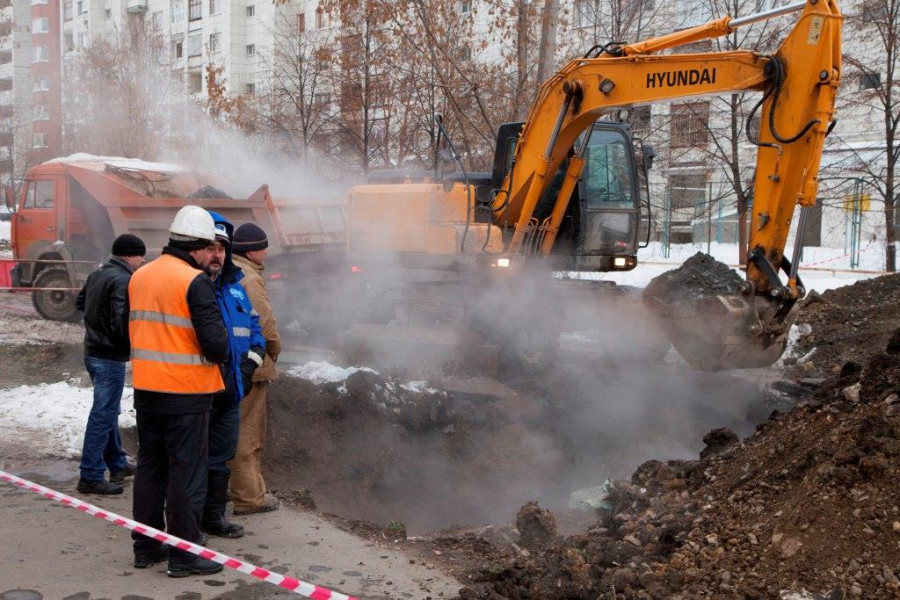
[126, 0, 147, 12]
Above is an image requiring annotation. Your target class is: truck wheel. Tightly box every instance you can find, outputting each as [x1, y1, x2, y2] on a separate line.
[32, 266, 81, 323]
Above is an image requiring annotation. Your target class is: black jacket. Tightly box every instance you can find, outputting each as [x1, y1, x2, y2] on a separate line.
[76, 257, 134, 362]
[133, 246, 231, 415]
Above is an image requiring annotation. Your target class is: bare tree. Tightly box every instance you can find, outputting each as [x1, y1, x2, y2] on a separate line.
[63, 17, 181, 158]
[837, 0, 899, 272]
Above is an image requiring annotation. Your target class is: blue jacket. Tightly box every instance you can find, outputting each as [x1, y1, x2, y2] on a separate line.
[209, 211, 266, 401]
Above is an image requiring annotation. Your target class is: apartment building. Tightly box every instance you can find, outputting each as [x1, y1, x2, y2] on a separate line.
[0, 0, 34, 187]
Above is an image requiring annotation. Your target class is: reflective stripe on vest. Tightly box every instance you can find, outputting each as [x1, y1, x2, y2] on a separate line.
[129, 254, 225, 395]
[232, 326, 251, 338]
[131, 348, 209, 365]
[130, 310, 194, 329]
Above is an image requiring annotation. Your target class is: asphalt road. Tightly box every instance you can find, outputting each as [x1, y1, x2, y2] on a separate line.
[0, 457, 460, 600]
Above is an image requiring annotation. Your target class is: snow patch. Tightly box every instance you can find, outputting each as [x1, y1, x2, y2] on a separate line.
[400, 381, 439, 394]
[47, 154, 189, 174]
[287, 361, 376, 384]
[0, 381, 135, 458]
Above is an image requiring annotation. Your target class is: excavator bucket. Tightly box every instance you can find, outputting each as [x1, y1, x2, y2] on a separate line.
[650, 293, 796, 371]
[643, 253, 795, 371]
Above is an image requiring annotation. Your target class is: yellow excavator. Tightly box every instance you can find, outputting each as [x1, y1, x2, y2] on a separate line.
[340, 0, 842, 374]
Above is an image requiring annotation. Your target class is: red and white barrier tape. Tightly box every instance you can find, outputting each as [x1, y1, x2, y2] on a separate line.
[0, 469, 358, 600]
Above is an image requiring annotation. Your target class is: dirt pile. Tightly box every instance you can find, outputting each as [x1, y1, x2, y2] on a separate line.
[643, 252, 744, 305]
[456, 328, 900, 599]
[791, 273, 900, 375]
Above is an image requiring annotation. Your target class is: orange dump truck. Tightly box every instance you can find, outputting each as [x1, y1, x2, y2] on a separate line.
[2, 155, 347, 322]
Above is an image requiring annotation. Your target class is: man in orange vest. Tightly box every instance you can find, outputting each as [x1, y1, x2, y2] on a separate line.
[128, 205, 230, 578]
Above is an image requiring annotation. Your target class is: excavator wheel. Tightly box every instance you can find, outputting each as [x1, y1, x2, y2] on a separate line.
[32, 266, 81, 323]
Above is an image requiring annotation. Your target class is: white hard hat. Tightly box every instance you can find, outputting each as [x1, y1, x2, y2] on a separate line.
[169, 205, 216, 242]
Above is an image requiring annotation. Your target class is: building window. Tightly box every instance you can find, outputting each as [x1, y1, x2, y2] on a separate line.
[30, 0, 49, 4]
[33, 132, 48, 148]
[32, 46, 49, 62]
[670, 102, 709, 148]
[188, 71, 202, 94]
[152, 10, 162, 28]
[246, 4, 254, 16]
[188, 0, 201, 21]
[209, 32, 220, 52]
[859, 71, 881, 91]
[643, 0, 655, 10]
[245, 82, 255, 94]
[173, 40, 183, 58]
[315, 7, 324, 28]
[78, 31, 88, 48]
[297, 12, 305, 32]
[171, 0, 185, 23]
[77, 0, 83, 14]
[64, 1, 73, 20]
[668, 172, 706, 211]
[104, 7, 111, 18]
[314, 92, 331, 107]
[460, 0, 472, 12]
[64, 32, 74, 52]
[459, 44, 472, 61]
[33, 105, 50, 121]
[33, 77, 50, 92]
[187, 32, 202, 56]
[32, 17, 50, 33]
[209, 0, 219, 14]
[246, 43, 255, 56]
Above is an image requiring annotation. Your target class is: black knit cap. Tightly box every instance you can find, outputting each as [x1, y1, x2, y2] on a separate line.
[111, 233, 146, 257]
[232, 223, 268, 253]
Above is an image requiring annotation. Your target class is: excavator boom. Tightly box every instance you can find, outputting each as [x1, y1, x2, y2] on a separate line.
[492, 0, 842, 370]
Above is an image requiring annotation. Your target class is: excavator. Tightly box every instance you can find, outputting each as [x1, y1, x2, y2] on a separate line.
[339, 0, 842, 374]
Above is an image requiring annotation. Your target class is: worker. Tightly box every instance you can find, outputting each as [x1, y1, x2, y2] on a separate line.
[129, 205, 229, 578]
[201, 212, 265, 539]
[75, 233, 146, 495]
[227, 223, 282, 516]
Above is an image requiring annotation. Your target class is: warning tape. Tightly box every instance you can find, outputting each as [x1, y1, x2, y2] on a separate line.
[0, 469, 358, 600]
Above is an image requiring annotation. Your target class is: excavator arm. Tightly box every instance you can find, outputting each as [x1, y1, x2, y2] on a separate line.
[492, 0, 842, 370]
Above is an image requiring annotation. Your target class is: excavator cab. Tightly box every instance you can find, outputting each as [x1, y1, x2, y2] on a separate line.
[490, 120, 641, 271]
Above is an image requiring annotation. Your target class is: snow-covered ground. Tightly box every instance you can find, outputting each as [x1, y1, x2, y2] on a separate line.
[561, 241, 886, 293]
[0, 381, 135, 458]
[287, 361, 376, 384]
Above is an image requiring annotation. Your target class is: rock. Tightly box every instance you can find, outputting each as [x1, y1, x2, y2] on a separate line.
[516, 501, 557, 548]
[700, 428, 740, 459]
[842, 383, 862, 404]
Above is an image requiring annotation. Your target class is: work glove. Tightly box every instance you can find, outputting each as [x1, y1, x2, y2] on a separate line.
[240, 348, 264, 398]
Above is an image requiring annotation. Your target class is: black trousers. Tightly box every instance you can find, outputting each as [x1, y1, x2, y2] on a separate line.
[132, 409, 209, 564]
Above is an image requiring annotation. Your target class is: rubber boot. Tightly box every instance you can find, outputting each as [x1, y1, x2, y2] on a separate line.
[202, 472, 244, 539]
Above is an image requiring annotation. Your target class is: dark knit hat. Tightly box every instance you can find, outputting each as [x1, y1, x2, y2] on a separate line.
[232, 223, 268, 253]
[111, 233, 146, 257]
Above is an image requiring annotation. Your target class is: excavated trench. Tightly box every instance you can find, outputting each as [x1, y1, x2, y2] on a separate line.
[261, 360, 777, 533]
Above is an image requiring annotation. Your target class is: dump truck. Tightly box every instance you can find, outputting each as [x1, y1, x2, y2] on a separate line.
[2, 155, 347, 323]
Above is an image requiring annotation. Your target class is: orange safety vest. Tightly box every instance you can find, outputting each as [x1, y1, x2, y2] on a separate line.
[128, 253, 225, 394]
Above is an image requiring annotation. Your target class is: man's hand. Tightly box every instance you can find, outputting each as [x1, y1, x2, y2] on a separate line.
[240, 349, 263, 397]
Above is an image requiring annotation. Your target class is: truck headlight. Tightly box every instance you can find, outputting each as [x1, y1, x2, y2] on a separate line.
[614, 257, 627, 267]
[497, 258, 510, 268]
